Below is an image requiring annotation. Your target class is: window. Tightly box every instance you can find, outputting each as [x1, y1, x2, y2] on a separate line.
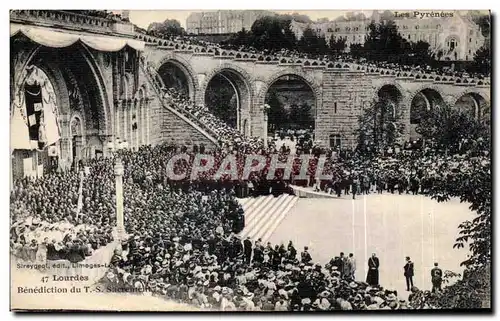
[329, 134, 342, 148]
[469, 38, 472, 42]
[327, 28, 333, 32]
[447, 38, 458, 50]
[415, 25, 419, 30]
[408, 34, 411, 40]
[334, 102, 337, 114]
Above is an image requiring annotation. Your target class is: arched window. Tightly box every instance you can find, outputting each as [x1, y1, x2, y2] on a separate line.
[447, 38, 458, 50]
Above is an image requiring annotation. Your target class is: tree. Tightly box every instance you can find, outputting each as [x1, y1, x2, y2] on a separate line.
[415, 105, 490, 154]
[147, 19, 185, 37]
[359, 20, 434, 66]
[472, 44, 491, 76]
[356, 98, 403, 152]
[205, 80, 237, 128]
[266, 90, 288, 131]
[328, 36, 347, 55]
[250, 16, 297, 51]
[297, 28, 328, 55]
[349, 43, 364, 59]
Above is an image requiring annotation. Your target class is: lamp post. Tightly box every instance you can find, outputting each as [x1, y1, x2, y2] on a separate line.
[262, 104, 270, 148]
[107, 139, 126, 243]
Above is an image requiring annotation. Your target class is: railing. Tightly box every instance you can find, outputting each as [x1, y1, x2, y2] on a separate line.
[135, 33, 490, 85]
[10, 10, 135, 36]
[139, 59, 220, 145]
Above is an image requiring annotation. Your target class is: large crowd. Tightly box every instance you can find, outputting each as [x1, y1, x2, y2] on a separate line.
[10, 132, 488, 311]
[138, 32, 490, 82]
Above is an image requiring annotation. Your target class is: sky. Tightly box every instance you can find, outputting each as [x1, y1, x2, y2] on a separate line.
[127, 10, 359, 29]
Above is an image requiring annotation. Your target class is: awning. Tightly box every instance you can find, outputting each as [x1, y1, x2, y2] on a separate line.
[10, 23, 145, 52]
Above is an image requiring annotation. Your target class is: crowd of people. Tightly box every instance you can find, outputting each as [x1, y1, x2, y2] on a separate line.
[10, 170, 115, 263]
[11, 134, 485, 310]
[137, 32, 490, 82]
[65, 10, 129, 22]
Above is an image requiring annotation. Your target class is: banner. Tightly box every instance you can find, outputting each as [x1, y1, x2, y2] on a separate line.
[11, 66, 61, 151]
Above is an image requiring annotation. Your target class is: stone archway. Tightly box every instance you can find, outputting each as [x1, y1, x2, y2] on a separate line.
[257, 69, 322, 139]
[199, 64, 254, 132]
[156, 56, 198, 102]
[11, 41, 111, 171]
[453, 89, 490, 124]
[406, 86, 446, 140]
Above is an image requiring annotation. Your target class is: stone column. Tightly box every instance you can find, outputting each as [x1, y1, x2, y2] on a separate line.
[262, 104, 270, 148]
[114, 157, 125, 242]
[140, 99, 145, 146]
[115, 101, 121, 141]
[146, 100, 150, 145]
[123, 101, 128, 145]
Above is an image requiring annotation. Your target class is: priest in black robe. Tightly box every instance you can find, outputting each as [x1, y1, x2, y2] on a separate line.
[366, 253, 380, 286]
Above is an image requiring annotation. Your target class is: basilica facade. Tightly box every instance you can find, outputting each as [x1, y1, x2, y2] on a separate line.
[290, 10, 486, 61]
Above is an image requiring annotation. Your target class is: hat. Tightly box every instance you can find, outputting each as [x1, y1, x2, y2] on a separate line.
[214, 286, 222, 292]
[301, 298, 311, 305]
[319, 290, 331, 298]
[386, 293, 397, 302]
[349, 282, 358, 289]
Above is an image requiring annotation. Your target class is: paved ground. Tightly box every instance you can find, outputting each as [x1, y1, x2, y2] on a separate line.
[266, 193, 473, 299]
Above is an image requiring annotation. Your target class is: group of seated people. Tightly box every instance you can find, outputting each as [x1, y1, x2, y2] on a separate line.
[10, 133, 487, 310]
[66, 10, 129, 22]
[139, 32, 489, 81]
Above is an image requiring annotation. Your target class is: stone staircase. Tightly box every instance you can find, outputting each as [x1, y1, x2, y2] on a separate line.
[139, 59, 220, 146]
[238, 194, 299, 243]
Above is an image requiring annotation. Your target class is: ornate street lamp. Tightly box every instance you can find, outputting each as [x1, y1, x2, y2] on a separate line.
[262, 104, 271, 148]
[107, 138, 127, 244]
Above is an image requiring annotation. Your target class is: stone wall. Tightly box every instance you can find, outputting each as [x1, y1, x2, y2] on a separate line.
[148, 96, 217, 148]
[316, 71, 372, 148]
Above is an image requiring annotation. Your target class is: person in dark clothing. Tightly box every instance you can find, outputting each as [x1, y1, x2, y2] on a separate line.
[366, 253, 380, 286]
[431, 262, 443, 293]
[301, 246, 312, 264]
[404, 256, 414, 291]
[287, 241, 297, 260]
[243, 237, 252, 264]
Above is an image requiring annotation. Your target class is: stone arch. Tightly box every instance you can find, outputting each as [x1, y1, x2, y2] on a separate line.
[199, 64, 254, 131]
[156, 55, 198, 101]
[373, 83, 405, 120]
[406, 85, 447, 141]
[452, 89, 490, 121]
[372, 82, 406, 104]
[199, 63, 255, 102]
[259, 70, 321, 134]
[404, 85, 447, 111]
[257, 69, 322, 114]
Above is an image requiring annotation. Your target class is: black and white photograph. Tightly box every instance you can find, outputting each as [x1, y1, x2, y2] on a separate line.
[9, 8, 492, 311]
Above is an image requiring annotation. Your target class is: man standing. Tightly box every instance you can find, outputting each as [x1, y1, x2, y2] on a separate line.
[366, 253, 380, 286]
[243, 237, 252, 264]
[431, 262, 443, 293]
[404, 256, 414, 291]
[347, 253, 356, 280]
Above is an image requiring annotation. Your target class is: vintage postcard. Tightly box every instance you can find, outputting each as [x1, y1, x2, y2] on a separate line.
[10, 9, 491, 311]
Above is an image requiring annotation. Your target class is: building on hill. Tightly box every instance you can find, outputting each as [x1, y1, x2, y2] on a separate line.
[186, 10, 275, 35]
[290, 10, 486, 61]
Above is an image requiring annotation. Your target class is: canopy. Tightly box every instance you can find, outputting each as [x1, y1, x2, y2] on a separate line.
[10, 23, 145, 52]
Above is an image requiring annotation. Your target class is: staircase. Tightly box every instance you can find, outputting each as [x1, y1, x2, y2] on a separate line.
[238, 194, 299, 243]
[139, 59, 220, 146]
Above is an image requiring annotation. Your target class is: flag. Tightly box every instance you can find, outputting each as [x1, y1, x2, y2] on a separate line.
[10, 101, 31, 150]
